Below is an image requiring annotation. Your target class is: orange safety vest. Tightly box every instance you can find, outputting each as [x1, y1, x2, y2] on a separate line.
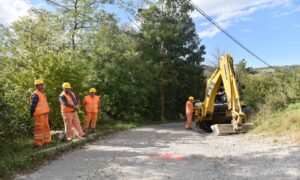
[83, 95, 100, 113]
[185, 100, 194, 114]
[32, 90, 50, 115]
[60, 91, 77, 113]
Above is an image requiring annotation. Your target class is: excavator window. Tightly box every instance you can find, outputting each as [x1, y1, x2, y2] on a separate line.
[215, 84, 226, 103]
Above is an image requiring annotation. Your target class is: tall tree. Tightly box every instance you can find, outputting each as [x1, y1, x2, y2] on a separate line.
[46, 0, 107, 49]
[46, 0, 146, 49]
[138, 0, 206, 120]
[87, 19, 156, 121]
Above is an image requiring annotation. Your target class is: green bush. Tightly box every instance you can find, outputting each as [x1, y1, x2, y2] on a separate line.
[241, 68, 300, 135]
[242, 76, 274, 108]
[0, 11, 90, 138]
[241, 68, 300, 111]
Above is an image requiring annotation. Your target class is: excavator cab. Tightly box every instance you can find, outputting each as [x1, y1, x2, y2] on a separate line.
[198, 54, 253, 135]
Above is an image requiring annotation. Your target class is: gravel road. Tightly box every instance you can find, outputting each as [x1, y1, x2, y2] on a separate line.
[17, 122, 300, 180]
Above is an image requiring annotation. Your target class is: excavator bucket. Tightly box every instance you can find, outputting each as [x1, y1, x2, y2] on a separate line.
[211, 123, 253, 135]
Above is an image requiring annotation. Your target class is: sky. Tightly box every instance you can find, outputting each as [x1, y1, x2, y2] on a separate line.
[0, 0, 299, 68]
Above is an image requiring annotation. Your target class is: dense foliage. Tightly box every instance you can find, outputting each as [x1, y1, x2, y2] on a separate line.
[236, 60, 300, 110]
[0, 0, 206, 138]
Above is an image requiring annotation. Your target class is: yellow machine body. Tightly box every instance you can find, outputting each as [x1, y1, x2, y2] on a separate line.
[199, 54, 246, 133]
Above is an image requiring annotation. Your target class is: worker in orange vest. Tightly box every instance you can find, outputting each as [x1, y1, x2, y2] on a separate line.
[59, 82, 85, 141]
[83, 88, 101, 134]
[185, 96, 194, 129]
[30, 79, 51, 147]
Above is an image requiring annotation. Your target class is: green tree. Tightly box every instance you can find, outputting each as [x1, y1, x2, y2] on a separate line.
[0, 0, 208, 138]
[87, 20, 156, 121]
[0, 10, 87, 137]
[46, 0, 108, 49]
[138, 0, 206, 120]
[235, 59, 257, 82]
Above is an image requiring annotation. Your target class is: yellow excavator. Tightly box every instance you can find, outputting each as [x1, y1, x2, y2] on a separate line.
[197, 54, 252, 135]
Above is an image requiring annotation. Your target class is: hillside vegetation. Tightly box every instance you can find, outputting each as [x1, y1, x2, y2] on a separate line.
[234, 61, 300, 139]
[253, 103, 300, 141]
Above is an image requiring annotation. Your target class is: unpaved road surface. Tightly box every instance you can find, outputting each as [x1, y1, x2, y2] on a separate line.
[18, 123, 300, 180]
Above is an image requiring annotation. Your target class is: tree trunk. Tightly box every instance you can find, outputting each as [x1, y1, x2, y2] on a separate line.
[72, 0, 78, 49]
[160, 40, 165, 120]
[160, 83, 165, 120]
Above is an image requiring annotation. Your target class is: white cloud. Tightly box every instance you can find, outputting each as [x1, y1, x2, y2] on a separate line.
[198, 21, 231, 38]
[191, 0, 293, 38]
[0, 0, 32, 25]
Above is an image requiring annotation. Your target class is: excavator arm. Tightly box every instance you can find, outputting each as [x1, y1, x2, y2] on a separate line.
[219, 54, 244, 130]
[200, 54, 249, 134]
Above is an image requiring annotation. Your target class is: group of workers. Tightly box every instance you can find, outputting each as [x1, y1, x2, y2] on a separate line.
[30, 78, 198, 147]
[30, 79, 101, 147]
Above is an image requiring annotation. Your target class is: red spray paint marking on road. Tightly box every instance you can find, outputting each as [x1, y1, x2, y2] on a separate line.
[147, 153, 185, 160]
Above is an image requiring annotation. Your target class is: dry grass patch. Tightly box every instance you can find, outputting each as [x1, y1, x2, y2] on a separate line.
[252, 103, 300, 142]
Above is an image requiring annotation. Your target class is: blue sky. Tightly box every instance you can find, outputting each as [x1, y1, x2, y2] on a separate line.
[0, 0, 299, 68]
[192, 1, 300, 68]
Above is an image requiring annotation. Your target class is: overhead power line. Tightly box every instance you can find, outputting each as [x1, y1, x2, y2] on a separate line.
[187, 0, 282, 73]
[46, 0, 71, 11]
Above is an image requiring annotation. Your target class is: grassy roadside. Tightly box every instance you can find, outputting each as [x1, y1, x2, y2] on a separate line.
[0, 118, 170, 179]
[252, 102, 300, 142]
